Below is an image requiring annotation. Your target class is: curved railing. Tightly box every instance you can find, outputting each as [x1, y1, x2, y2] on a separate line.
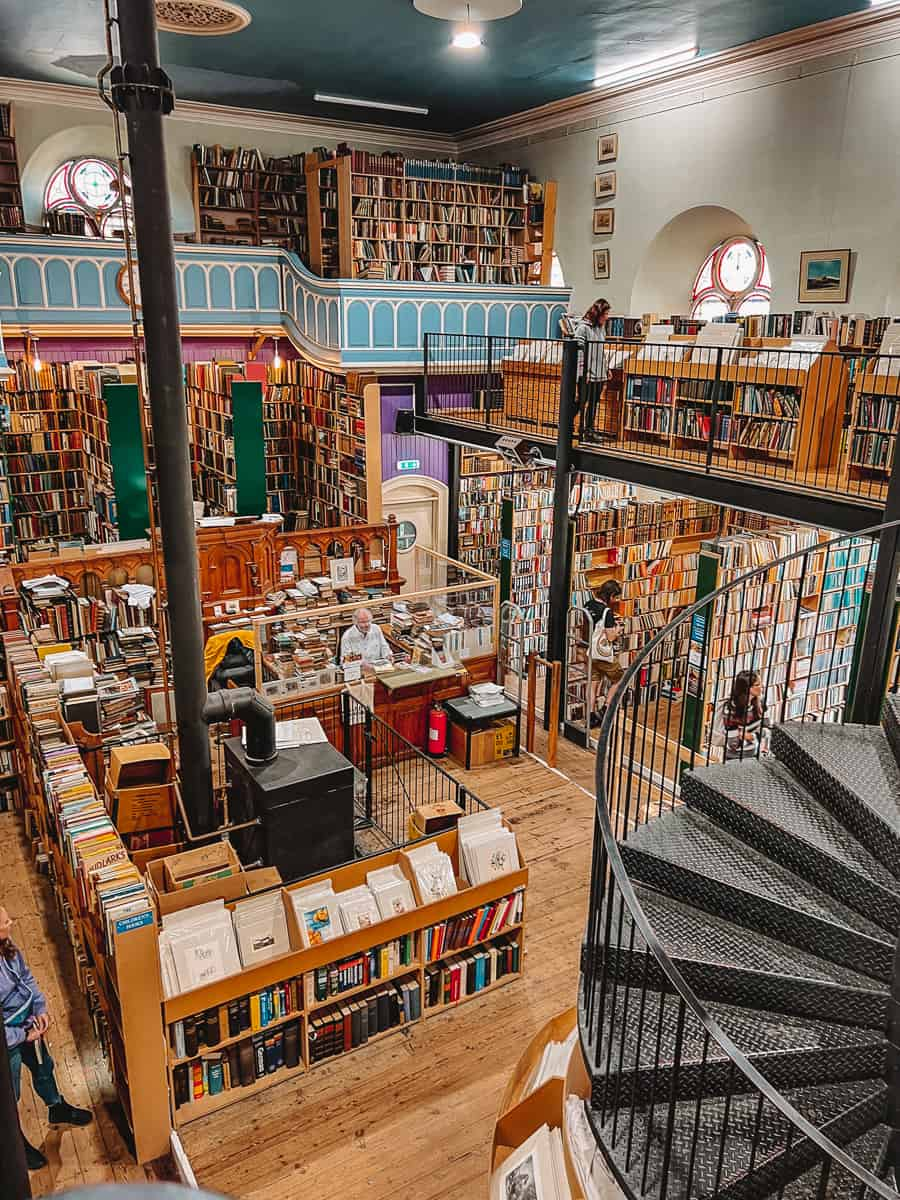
[583, 518, 900, 1199]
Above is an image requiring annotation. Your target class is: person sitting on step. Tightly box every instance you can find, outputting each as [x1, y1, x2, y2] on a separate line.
[1, 903, 93, 1171]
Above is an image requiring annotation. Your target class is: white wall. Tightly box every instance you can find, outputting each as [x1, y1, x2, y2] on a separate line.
[472, 38, 900, 317]
[10, 97, 445, 234]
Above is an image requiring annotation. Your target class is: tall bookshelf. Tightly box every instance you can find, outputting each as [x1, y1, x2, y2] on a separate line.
[263, 380, 298, 516]
[457, 450, 552, 577]
[314, 148, 556, 284]
[191, 144, 310, 260]
[186, 362, 241, 515]
[2, 362, 117, 549]
[0, 102, 24, 232]
[306, 150, 351, 279]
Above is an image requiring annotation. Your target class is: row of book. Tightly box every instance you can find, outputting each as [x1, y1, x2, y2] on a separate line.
[170, 976, 303, 1059]
[310, 979, 419, 1063]
[172, 1021, 302, 1108]
[424, 934, 521, 1007]
[424, 890, 523, 962]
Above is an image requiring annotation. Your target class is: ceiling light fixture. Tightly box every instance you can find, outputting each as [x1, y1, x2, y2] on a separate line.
[314, 93, 429, 116]
[593, 42, 699, 89]
[451, 5, 482, 48]
[25, 330, 41, 375]
[272, 337, 282, 372]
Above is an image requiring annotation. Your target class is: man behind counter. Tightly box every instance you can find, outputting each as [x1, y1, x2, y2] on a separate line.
[339, 608, 394, 668]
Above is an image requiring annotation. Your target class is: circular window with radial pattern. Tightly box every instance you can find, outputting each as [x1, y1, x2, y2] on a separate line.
[44, 157, 133, 239]
[691, 236, 771, 321]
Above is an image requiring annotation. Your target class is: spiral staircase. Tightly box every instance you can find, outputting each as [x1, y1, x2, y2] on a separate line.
[580, 525, 900, 1200]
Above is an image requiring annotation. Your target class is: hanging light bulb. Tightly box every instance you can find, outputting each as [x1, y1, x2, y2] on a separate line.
[452, 5, 482, 48]
[27, 332, 41, 374]
[272, 337, 282, 371]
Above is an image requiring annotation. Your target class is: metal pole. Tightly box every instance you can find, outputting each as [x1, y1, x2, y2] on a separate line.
[113, 0, 214, 832]
[545, 338, 579, 726]
[446, 443, 461, 561]
[850, 485, 900, 725]
[0, 1036, 30, 1199]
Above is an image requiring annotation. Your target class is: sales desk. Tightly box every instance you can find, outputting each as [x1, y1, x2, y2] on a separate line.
[371, 653, 497, 749]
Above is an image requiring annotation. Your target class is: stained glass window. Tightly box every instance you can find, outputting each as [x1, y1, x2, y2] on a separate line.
[44, 158, 132, 239]
[691, 236, 771, 319]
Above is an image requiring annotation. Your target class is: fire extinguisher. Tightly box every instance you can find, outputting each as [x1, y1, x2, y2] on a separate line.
[427, 702, 447, 757]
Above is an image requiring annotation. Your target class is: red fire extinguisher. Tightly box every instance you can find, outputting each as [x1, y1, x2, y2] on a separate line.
[427, 702, 447, 757]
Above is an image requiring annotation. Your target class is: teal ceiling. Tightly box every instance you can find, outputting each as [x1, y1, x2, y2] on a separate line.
[0, 0, 872, 133]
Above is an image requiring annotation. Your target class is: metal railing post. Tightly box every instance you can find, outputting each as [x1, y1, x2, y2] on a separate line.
[706, 347, 724, 473]
[545, 338, 579, 726]
[364, 707, 374, 823]
[851, 467, 900, 723]
[486, 334, 494, 428]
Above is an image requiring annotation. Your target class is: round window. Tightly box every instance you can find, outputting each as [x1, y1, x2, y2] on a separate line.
[396, 520, 417, 552]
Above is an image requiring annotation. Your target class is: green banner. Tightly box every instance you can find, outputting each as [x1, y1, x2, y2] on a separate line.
[499, 495, 513, 606]
[681, 547, 721, 754]
[104, 383, 150, 541]
[231, 380, 266, 517]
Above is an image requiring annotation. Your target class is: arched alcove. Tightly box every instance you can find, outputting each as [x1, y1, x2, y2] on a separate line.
[21, 124, 194, 232]
[630, 205, 756, 317]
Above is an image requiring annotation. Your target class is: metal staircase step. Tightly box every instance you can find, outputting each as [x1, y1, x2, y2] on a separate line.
[681, 759, 900, 933]
[772, 724, 900, 877]
[588, 1080, 887, 1200]
[882, 694, 900, 771]
[595, 885, 888, 1029]
[591, 986, 887, 1111]
[781, 1123, 892, 1200]
[621, 810, 893, 982]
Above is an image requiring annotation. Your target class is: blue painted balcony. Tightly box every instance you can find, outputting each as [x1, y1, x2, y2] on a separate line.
[0, 236, 571, 371]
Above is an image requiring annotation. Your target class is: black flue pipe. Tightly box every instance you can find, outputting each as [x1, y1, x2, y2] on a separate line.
[114, 0, 214, 832]
[202, 689, 277, 765]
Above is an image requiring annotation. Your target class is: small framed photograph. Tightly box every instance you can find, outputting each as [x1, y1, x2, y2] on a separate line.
[593, 248, 610, 280]
[593, 207, 615, 235]
[595, 170, 617, 200]
[798, 248, 851, 304]
[598, 132, 618, 162]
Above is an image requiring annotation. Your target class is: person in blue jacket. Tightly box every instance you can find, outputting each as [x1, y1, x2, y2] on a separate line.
[1, 904, 92, 1171]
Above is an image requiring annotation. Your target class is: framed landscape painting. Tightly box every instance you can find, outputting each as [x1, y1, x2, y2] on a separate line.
[798, 249, 851, 303]
[598, 132, 618, 162]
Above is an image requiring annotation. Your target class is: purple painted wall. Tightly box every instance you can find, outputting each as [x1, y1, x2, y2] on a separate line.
[4, 335, 299, 365]
[380, 382, 448, 486]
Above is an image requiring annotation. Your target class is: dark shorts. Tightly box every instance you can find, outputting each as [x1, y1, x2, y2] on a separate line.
[595, 659, 624, 683]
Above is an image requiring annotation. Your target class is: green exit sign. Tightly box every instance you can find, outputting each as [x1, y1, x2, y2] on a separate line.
[396, 459, 420, 472]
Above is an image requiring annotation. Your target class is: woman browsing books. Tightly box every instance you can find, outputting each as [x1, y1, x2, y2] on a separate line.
[717, 670, 771, 760]
[1, 904, 92, 1171]
[586, 579, 626, 726]
[574, 298, 611, 443]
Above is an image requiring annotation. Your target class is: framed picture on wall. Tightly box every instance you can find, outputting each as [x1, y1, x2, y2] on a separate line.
[593, 248, 610, 280]
[593, 207, 615, 235]
[595, 171, 617, 200]
[798, 249, 851, 303]
[598, 133, 618, 162]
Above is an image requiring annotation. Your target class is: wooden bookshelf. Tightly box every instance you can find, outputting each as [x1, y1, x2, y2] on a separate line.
[2, 362, 118, 548]
[0, 102, 24, 232]
[186, 366, 237, 515]
[306, 150, 351, 279]
[309, 147, 556, 284]
[286, 359, 380, 525]
[457, 450, 552, 578]
[164, 828, 527, 1126]
[191, 144, 311, 261]
[263, 380, 298, 516]
[845, 365, 900, 483]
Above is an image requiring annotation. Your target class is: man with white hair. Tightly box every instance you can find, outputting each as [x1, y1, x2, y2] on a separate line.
[339, 607, 393, 667]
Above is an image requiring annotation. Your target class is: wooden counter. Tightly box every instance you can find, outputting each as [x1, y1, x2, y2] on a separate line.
[371, 652, 497, 749]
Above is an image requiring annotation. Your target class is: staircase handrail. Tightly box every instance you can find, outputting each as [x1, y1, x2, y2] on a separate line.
[588, 515, 900, 1198]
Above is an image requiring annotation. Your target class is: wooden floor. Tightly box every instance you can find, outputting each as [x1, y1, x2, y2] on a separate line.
[0, 812, 174, 1196]
[182, 748, 599, 1200]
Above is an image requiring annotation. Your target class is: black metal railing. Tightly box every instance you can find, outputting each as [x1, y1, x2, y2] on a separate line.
[422, 332, 900, 509]
[208, 689, 485, 853]
[582, 520, 899, 1200]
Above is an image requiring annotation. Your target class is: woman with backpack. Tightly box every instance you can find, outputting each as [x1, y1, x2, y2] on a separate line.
[585, 579, 626, 726]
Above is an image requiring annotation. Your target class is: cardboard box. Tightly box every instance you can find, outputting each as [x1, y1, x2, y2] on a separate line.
[494, 720, 516, 758]
[449, 720, 499, 768]
[106, 743, 176, 835]
[146, 842, 246, 917]
[163, 840, 235, 890]
[411, 800, 464, 836]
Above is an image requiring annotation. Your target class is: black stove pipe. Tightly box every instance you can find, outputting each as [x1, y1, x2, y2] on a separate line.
[202, 689, 277, 765]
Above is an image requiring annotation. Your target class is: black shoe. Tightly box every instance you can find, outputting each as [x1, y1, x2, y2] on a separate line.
[23, 1139, 47, 1171]
[49, 1099, 93, 1127]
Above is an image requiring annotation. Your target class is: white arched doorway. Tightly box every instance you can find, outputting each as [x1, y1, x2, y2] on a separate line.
[382, 475, 449, 574]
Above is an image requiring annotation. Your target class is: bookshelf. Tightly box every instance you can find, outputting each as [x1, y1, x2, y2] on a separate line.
[680, 527, 865, 754]
[2, 362, 118, 549]
[306, 150, 351, 279]
[164, 829, 526, 1125]
[311, 147, 556, 284]
[186, 363, 238, 515]
[191, 144, 311, 260]
[286, 360, 379, 526]
[457, 450, 552, 578]
[263, 381, 298, 516]
[511, 482, 554, 659]
[0, 102, 24, 232]
[845, 364, 900, 483]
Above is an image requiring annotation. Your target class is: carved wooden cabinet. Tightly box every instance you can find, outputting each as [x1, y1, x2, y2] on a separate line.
[197, 524, 277, 602]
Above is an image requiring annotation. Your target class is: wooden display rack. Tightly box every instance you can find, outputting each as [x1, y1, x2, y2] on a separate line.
[844, 366, 900, 487]
[166, 827, 528, 1127]
[490, 1007, 592, 1199]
